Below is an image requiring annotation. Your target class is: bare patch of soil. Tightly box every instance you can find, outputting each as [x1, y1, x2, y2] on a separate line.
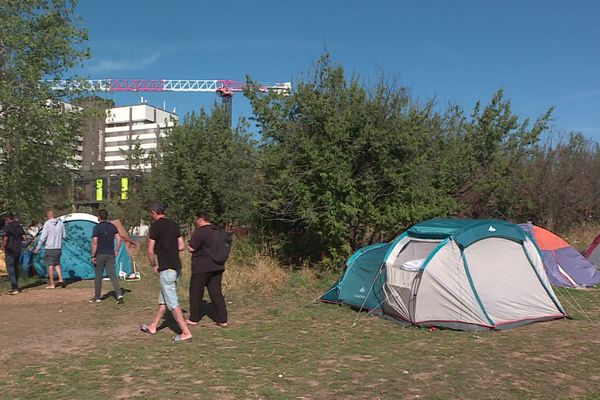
[0, 284, 138, 361]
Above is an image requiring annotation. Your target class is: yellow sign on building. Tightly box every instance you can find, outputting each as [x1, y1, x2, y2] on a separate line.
[96, 179, 103, 201]
[121, 177, 129, 200]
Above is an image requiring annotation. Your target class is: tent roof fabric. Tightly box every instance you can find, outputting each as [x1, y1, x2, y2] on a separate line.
[528, 225, 570, 251]
[319, 242, 390, 310]
[520, 223, 600, 288]
[407, 219, 526, 248]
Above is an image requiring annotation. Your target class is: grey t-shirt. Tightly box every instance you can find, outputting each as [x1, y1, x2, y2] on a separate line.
[38, 218, 66, 250]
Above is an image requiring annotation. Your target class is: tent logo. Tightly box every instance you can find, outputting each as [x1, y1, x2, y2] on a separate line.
[354, 286, 367, 299]
[488, 225, 496, 232]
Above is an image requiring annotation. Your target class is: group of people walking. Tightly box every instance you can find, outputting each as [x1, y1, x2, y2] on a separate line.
[140, 202, 228, 343]
[3, 201, 228, 342]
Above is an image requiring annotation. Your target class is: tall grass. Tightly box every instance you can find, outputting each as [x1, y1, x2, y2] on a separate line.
[562, 222, 600, 252]
[223, 254, 290, 293]
[175, 249, 291, 295]
[137, 219, 600, 300]
[130, 237, 300, 302]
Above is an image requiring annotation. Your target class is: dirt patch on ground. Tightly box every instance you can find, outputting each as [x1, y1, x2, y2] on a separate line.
[0, 279, 256, 363]
[0, 284, 140, 361]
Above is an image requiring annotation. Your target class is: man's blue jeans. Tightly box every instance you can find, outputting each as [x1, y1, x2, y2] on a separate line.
[5, 253, 20, 290]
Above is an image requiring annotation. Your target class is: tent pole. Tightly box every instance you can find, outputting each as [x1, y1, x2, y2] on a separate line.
[351, 264, 385, 327]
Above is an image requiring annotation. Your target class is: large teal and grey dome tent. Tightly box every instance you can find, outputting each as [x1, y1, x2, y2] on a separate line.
[321, 219, 566, 331]
[33, 213, 133, 280]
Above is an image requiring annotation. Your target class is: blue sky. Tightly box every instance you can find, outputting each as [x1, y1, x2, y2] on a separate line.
[74, 0, 600, 141]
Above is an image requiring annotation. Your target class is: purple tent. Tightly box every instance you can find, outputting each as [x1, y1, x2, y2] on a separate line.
[520, 223, 600, 288]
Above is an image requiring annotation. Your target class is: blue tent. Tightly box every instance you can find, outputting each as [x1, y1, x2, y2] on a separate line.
[320, 242, 391, 311]
[32, 213, 133, 280]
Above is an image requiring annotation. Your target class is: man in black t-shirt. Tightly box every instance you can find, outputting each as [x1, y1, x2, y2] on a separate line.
[140, 201, 192, 342]
[3, 213, 24, 294]
[186, 211, 228, 327]
[90, 209, 123, 304]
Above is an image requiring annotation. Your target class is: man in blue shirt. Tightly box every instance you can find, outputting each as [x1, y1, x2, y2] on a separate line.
[90, 209, 124, 304]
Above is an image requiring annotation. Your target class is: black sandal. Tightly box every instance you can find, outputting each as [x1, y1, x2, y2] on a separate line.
[140, 324, 156, 335]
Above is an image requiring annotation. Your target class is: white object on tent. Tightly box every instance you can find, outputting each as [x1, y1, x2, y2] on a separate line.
[60, 212, 99, 224]
[401, 258, 425, 271]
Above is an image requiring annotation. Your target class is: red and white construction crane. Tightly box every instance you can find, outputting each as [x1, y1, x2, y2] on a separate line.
[51, 78, 292, 122]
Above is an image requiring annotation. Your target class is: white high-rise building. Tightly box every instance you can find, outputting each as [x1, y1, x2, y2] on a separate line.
[102, 104, 178, 171]
[74, 101, 179, 205]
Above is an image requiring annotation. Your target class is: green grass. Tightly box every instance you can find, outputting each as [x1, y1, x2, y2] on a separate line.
[1, 269, 600, 399]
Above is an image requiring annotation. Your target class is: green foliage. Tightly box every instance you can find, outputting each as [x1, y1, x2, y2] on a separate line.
[442, 89, 552, 219]
[0, 0, 90, 218]
[145, 106, 258, 228]
[102, 184, 147, 230]
[119, 141, 149, 173]
[247, 55, 457, 266]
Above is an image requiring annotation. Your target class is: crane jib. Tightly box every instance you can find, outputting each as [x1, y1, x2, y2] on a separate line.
[49, 79, 291, 94]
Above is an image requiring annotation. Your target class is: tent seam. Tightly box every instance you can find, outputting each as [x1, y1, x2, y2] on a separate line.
[522, 243, 566, 315]
[461, 251, 495, 326]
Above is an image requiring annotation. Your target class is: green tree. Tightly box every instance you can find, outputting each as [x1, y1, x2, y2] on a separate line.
[120, 141, 149, 174]
[247, 55, 456, 266]
[0, 0, 90, 218]
[146, 106, 258, 228]
[450, 90, 552, 219]
[103, 188, 147, 231]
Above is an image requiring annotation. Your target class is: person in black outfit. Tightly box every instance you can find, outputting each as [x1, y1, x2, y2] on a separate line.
[186, 211, 228, 327]
[3, 213, 24, 294]
[90, 209, 124, 304]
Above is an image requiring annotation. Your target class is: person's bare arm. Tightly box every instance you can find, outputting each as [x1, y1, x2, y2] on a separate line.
[178, 236, 185, 252]
[34, 225, 47, 253]
[147, 238, 158, 273]
[91, 237, 98, 264]
[187, 230, 196, 253]
[114, 233, 121, 257]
